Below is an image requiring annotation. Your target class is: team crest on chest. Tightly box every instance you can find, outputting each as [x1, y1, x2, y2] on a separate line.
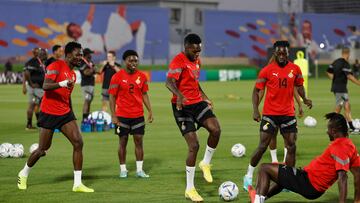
[288, 70, 294, 78]
[135, 76, 141, 84]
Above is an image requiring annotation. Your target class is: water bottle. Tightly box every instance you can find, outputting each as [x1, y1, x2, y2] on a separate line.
[96, 111, 105, 132]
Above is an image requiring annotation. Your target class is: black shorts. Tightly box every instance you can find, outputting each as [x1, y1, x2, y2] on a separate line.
[278, 164, 324, 200]
[115, 116, 145, 136]
[37, 111, 76, 130]
[260, 115, 297, 134]
[172, 101, 216, 135]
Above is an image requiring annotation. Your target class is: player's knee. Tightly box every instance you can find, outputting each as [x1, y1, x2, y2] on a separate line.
[34, 148, 47, 157]
[72, 138, 83, 150]
[258, 143, 268, 152]
[287, 143, 296, 153]
[189, 142, 200, 153]
[210, 126, 221, 137]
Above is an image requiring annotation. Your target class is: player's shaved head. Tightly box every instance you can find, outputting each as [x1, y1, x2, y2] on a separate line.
[65, 41, 82, 56]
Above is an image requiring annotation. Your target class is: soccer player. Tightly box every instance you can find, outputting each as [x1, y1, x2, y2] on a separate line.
[99, 50, 121, 112]
[243, 40, 312, 191]
[79, 48, 96, 121]
[248, 113, 360, 203]
[45, 44, 64, 67]
[166, 33, 221, 202]
[326, 47, 360, 134]
[17, 42, 94, 193]
[22, 47, 48, 130]
[109, 50, 153, 178]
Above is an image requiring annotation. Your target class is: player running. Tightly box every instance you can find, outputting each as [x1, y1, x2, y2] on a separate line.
[249, 113, 360, 203]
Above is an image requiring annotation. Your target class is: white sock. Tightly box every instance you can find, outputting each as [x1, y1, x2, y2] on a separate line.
[186, 166, 195, 191]
[73, 170, 82, 187]
[202, 145, 215, 165]
[19, 163, 31, 177]
[283, 148, 288, 163]
[246, 164, 256, 178]
[270, 149, 278, 163]
[120, 164, 127, 172]
[136, 161, 143, 172]
[254, 194, 266, 203]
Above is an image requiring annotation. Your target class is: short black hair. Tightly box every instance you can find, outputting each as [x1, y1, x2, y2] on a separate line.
[122, 49, 138, 60]
[65, 41, 81, 56]
[325, 112, 348, 135]
[52, 45, 62, 53]
[184, 33, 201, 45]
[273, 40, 290, 49]
[108, 50, 116, 57]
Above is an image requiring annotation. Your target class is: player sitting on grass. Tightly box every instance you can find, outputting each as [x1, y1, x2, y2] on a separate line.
[249, 113, 360, 203]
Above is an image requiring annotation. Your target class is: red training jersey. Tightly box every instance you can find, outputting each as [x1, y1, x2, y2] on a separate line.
[304, 137, 360, 192]
[40, 60, 76, 116]
[108, 69, 148, 118]
[167, 52, 202, 105]
[255, 61, 304, 116]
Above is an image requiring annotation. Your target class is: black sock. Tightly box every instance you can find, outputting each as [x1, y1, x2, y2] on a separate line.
[348, 121, 355, 130]
[27, 119, 32, 126]
[83, 113, 89, 121]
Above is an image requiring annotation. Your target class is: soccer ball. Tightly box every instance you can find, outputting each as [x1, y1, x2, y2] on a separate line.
[9, 145, 24, 158]
[219, 181, 239, 201]
[304, 116, 317, 127]
[29, 143, 39, 154]
[353, 118, 360, 129]
[231, 143, 246, 157]
[0, 143, 13, 158]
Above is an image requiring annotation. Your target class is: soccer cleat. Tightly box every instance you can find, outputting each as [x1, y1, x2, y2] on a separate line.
[136, 171, 150, 178]
[243, 175, 252, 192]
[17, 174, 27, 190]
[198, 161, 213, 183]
[350, 128, 360, 135]
[185, 187, 203, 202]
[72, 183, 94, 193]
[25, 125, 37, 131]
[119, 171, 128, 178]
[248, 185, 256, 203]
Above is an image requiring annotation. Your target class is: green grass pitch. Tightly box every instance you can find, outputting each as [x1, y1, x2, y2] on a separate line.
[0, 79, 359, 202]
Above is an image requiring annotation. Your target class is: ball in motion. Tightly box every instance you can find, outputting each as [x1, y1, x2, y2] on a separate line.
[218, 181, 239, 201]
[231, 143, 246, 157]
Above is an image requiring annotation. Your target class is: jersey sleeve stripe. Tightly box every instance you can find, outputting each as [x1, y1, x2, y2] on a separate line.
[109, 84, 119, 89]
[256, 78, 267, 83]
[177, 117, 194, 122]
[46, 70, 59, 75]
[342, 68, 352, 72]
[331, 154, 350, 165]
[168, 68, 182, 74]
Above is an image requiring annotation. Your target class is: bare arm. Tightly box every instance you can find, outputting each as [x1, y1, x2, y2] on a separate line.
[165, 77, 187, 110]
[42, 78, 73, 91]
[199, 84, 213, 109]
[337, 170, 348, 203]
[142, 92, 153, 123]
[295, 85, 312, 109]
[83, 67, 95, 76]
[351, 167, 360, 203]
[252, 87, 262, 122]
[109, 94, 119, 125]
[327, 72, 334, 80]
[22, 72, 28, 94]
[348, 74, 360, 86]
[294, 88, 303, 118]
